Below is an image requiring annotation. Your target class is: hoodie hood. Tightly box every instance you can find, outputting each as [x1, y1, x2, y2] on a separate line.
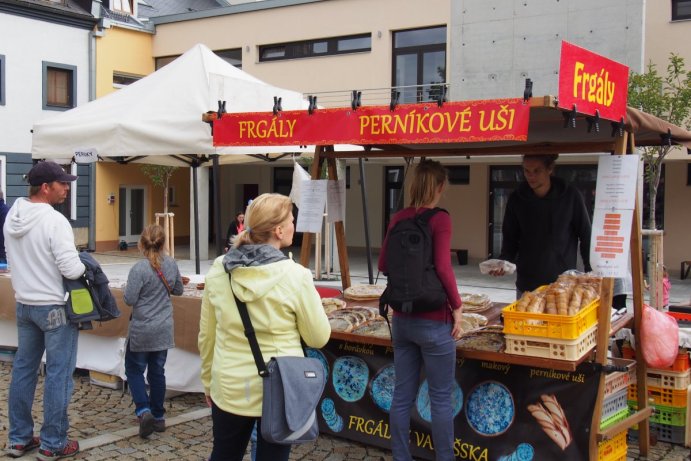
[4, 198, 54, 239]
[517, 175, 567, 201]
[222, 244, 289, 302]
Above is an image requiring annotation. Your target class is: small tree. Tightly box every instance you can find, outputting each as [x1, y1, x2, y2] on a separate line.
[140, 165, 178, 214]
[627, 53, 691, 229]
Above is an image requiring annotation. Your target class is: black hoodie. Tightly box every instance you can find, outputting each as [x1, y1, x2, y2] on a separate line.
[499, 176, 592, 292]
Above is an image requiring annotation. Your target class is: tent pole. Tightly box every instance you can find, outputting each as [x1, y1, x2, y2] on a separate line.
[358, 157, 374, 284]
[192, 160, 201, 274]
[212, 155, 223, 255]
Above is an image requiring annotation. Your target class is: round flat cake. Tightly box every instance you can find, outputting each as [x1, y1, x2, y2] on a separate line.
[369, 364, 395, 413]
[343, 284, 386, 301]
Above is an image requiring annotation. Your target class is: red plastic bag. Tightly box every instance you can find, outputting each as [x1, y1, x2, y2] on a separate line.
[640, 304, 679, 368]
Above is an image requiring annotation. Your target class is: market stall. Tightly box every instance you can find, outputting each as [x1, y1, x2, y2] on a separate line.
[211, 43, 691, 460]
[0, 275, 205, 393]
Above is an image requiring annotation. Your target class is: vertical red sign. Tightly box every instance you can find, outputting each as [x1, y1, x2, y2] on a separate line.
[558, 41, 629, 122]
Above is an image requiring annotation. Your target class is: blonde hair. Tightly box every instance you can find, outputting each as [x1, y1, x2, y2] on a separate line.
[233, 193, 293, 248]
[408, 159, 447, 208]
[138, 224, 167, 270]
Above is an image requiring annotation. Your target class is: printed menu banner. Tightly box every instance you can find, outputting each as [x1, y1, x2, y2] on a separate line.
[558, 41, 629, 122]
[314, 338, 599, 461]
[213, 99, 530, 147]
[590, 154, 639, 277]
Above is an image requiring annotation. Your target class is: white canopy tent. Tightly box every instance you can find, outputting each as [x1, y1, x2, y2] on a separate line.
[30, 44, 317, 271]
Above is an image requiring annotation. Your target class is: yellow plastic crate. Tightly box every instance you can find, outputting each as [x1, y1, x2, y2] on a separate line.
[502, 294, 598, 340]
[598, 430, 627, 461]
[505, 325, 598, 361]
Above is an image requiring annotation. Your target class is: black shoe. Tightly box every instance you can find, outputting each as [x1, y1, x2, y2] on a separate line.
[138, 411, 155, 438]
[153, 419, 166, 433]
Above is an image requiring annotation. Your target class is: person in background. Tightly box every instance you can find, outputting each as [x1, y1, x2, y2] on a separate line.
[0, 190, 10, 264]
[4, 161, 85, 460]
[490, 154, 592, 298]
[199, 193, 330, 461]
[378, 159, 463, 461]
[224, 211, 245, 251]
[124, 224, 183, 439]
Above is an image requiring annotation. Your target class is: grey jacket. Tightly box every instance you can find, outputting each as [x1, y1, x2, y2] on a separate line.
[124, 256, 183, 352]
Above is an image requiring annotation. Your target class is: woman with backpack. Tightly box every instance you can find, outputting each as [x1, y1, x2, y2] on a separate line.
[378, 159, 463, 461]
[123, 224, 184, 439]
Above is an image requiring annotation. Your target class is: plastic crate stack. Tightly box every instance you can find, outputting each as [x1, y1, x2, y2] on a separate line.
[625, 345, 691, 447]
[598, 358, 636, 460]
[502, 298, 599, 361]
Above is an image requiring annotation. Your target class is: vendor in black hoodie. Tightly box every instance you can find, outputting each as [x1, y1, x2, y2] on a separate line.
[492, 154, 592, 296]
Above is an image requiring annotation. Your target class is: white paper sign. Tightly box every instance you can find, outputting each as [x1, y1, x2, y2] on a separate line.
[326, 180, 346, 223]
[594, 154, 639, 211]
[590, 208, 634, 277]
[296, 180, 327, 233]
[73, 148, 98, 164]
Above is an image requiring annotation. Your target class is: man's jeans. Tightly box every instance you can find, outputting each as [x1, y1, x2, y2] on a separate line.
[9, 303, 79, 452]
[125, 344, 168, 419]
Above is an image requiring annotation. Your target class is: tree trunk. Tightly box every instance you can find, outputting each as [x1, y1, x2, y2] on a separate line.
[163, 179, 169, 214]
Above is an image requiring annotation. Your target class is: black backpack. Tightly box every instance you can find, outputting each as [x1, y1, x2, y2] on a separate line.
[379, 208, 448, 314]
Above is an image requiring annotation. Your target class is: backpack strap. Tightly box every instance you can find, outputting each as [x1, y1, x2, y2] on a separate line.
[416, 207, 447, 223]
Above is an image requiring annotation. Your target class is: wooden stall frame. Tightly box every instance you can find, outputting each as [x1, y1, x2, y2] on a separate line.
[297, 96, 658, 459]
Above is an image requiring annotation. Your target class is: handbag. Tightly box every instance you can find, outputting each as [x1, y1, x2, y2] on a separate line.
[232, 276, 326, 445]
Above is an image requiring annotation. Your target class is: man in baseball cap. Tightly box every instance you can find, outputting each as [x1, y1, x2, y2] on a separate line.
[3, 160, 85, 459]
[27, 161, 78, 186]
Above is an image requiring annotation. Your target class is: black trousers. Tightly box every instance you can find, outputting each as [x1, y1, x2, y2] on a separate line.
[209, 401, 291, 461]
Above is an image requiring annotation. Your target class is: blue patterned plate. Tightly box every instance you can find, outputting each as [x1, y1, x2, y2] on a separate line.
[465, 381, 515, 436]
[332, 356, 369, 402]
[416, 379, 463, 423]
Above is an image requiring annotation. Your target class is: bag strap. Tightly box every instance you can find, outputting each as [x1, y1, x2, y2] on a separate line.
[229, 273, 269, 377]
[416, 207, 446, 223]
[151, 264, 172, 296]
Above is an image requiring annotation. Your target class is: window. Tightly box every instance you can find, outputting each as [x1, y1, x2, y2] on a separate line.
[214, 49, 242, 69]
[688, 163, 691, 185]
[0, 54, 5, 106]
[111, 0, 134, 14]
[392, 26, 447, 103]
[259, 34, 371, 62]
[672, 0, 691, 20]
[113, 72, 142, 88]
[384, 166, 405, 237]
[155, 55, 179, 70]
[42, 62, 76, 111]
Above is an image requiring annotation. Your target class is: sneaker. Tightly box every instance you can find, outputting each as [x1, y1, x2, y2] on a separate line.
[153, 419, 166, 433]
[138, 411, 155, 438]
[36, 440, 79, 461]
[6, 436, 40, 458]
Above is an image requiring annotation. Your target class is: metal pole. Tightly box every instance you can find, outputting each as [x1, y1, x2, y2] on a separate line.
[358, 158, 374, 284]
[192, 161, 201, 274]
[212, 155, 223, 255]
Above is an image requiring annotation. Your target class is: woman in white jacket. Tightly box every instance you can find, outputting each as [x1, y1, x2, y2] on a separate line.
[199, 193, 331, 461]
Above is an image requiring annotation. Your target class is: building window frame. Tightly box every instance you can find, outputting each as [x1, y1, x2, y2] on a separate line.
[214, 48, 243, 69]
[392, 25, 447, 103]
[113, 71, 142, 89]
[672, 0, 691, 20]
[0, 54, 5, 106]
[259, 33, 371, 62]
[42, 61, 77, 111]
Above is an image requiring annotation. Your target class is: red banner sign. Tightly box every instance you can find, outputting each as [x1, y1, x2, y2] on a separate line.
[213, 99, 530, 147]
[558, 41, 629, 122]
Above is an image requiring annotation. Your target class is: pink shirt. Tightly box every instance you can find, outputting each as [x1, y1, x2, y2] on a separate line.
[378, 207, 462, 323]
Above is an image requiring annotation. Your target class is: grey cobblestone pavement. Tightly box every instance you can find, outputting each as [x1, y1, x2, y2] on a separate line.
[1, 361, 689, 460]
